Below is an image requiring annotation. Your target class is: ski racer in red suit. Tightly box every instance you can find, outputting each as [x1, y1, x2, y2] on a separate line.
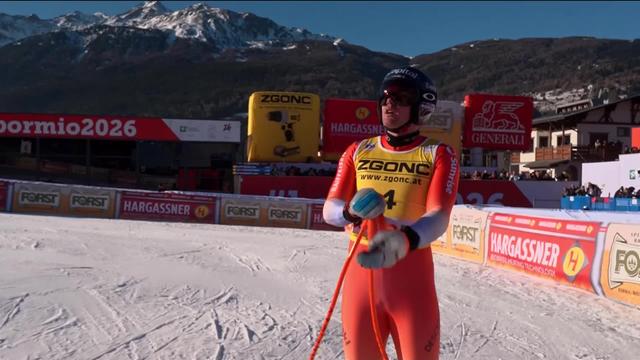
[323, 67, 459, 360]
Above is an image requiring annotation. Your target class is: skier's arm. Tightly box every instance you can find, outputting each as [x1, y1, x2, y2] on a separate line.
[404, 144, 459, 250]
[323, 142, 359, 227]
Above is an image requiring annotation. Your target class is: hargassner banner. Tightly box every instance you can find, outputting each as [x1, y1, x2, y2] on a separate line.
[486, 212, 600, 293]
[0, 113, 240, 142]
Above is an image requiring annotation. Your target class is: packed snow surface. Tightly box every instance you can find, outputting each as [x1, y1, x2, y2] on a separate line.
[0, 213, 639, 359]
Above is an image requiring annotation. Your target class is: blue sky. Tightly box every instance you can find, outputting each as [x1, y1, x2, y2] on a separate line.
[1, 1, 638, 57]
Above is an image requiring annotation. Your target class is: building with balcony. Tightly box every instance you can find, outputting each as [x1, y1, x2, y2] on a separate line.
[510, 95, 640, 181]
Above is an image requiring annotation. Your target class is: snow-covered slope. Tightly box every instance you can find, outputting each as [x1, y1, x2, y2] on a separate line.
[0, 213, 639, 359]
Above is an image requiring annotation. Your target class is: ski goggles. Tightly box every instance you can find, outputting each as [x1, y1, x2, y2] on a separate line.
[379, 81, 419, 107]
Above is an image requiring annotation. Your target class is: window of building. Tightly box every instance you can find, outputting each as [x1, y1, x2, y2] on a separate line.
[556, 135, 571, 146]
[538, 136, 549, 148]
[528, 137, 534, 152]
[617, 127, 631, 137]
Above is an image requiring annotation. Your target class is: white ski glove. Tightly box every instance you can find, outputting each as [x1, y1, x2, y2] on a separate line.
[347, 188, 386, 220]
[357, 229, 410, 269]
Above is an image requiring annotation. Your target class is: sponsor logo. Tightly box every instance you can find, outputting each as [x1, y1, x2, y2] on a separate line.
[268, 207, 302, 222]
[562, 245, 587, 278]
[70, 193, 109, 210]
[0, 117, 137, 138]
[225, 204, 260, 219]
[355, 107, 370, 120]
[471, 100, 525, 133]
[260, 94, 312, 104]
[490, 232, 560, 267]
[608, 233, 640, 288]
[452, 225, 479, 245]
[445, 155, 457, 195]
[357, 160, 429, 175]
[19, 191, 60, 206]
[194, 205, 210, 219]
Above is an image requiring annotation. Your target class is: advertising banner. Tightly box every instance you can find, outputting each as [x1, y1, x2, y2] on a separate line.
[220, 198, 263, 226]
[457, 180, 532, 207]
[322, 98, 382, 161]
[0, 113, 240, 142]
[247, 92, 321, 162]
[430, 206, 488, 264]
[308, 203, 343, 231]
[119, 191, 215, 223]
[239, 175, 334, 199]
[68, 189, 116, 218]
[419, 100, 464, 158]
[219, 197, 308, 229]
[486, 213, 600, 292]
[0, 181, 8, 212]
[12, 182, 65, 215]
[601, 223, 640, 306]
[463, 94, 533, 150]
[12, 182, 116, 217]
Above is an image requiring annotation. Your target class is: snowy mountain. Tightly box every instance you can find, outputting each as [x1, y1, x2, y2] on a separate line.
[0, 1, 337, 50]
[0, 13, 55, 46]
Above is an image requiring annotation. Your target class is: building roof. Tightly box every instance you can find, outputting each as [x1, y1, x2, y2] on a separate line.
[532, 94, 640, 129]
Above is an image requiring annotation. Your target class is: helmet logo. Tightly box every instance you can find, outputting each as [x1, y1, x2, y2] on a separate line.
[422, 93, 436, 101]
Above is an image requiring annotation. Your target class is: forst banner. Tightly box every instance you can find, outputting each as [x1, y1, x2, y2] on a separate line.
[247, 92, 321, 162]
[321, 98, 382, 161]
[486, 213, 600, 293]
[430, 206, 488, 264]
[601, 223, 640, 306]
[119, 191, 215, 223]
[0, 113, 241, 142]
[219, 197, 308, 229]
[12, 182, 116, 218]
[463, 94, 533, 150]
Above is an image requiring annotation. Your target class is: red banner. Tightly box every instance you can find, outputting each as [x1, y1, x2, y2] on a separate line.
[457, 180, 532, 207]
[322, 99, 383, 160]
[486, 213, 600, 292]
[0, 113, 176, 141]
[240, 175, 334, 199]
[309, 203, 343, 231]
[239, 176, 534, 207]
[463, 94, 533, 150]
[0, 181, 8, 211]
[119, 191, 215, 223]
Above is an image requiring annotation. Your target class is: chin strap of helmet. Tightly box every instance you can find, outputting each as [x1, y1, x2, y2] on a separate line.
[385, 129, 420, 147]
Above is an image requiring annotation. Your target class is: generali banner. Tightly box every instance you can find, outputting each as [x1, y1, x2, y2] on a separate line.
[0, 113, 240, 142]
[321, 98, 382, 161]
[118, 191, 216, 223]
[601, 223, 640, 306]
[463, 94, 533, 150]
[219, 197, 308, 229]
[486, 213, 600, 293]
[11, 183, 115, 218]
[431, 206, 488, 264]
[0, 181, 9, 212]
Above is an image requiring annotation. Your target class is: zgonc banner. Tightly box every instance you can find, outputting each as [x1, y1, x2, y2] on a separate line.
[12, 182, 116, 218]
[118, 191, 216, 223]
[247, 92, 321, 162]
[0, 113, 240, 142]
[463, 94, 533, 150]
[0, 181, 8, 211]
[601, 223, 640, 307]
[486, 213, 600, 293]
[321, 98, 382, 161]
[430, 206, 488, 264]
